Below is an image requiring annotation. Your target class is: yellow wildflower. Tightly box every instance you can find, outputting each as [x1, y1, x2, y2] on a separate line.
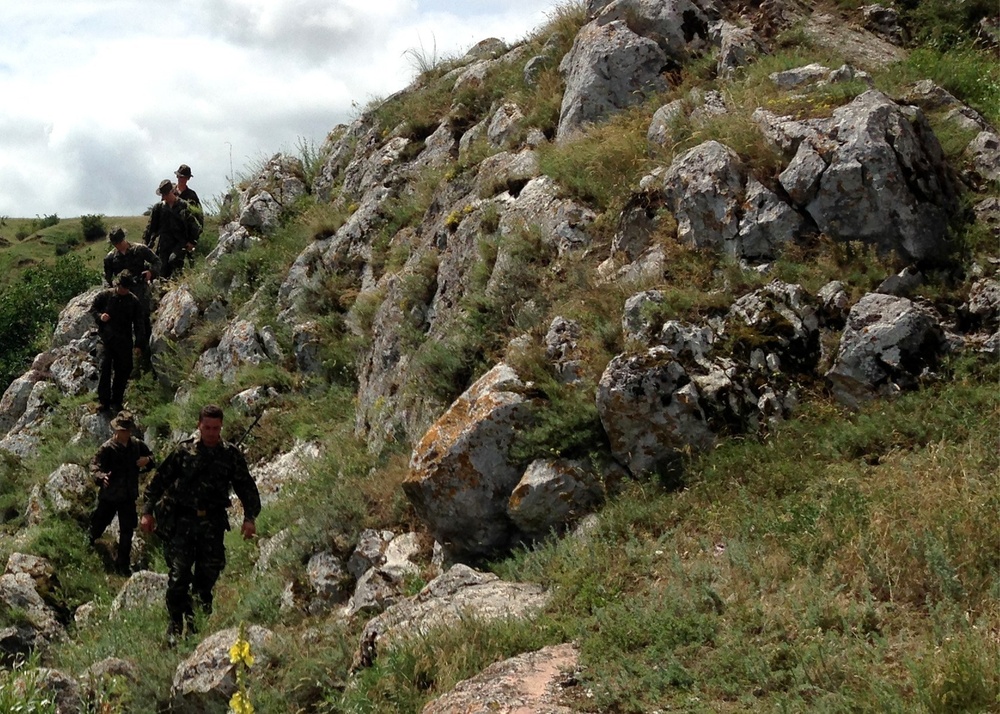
[229, 637, 255, 668]
[229, 690, 254, 714]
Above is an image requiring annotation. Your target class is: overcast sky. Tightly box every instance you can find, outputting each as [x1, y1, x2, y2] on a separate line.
[0, 0, 565, 218]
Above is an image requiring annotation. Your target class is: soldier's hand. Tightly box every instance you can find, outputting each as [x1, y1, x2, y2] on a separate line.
[136, 456, 150, 468]
[140, 514, 156, 533]
[100, 313, 111, 322]
[142, 270, 152, 281]
[100, 475, 109, 487]
[240, 519, 256, 540]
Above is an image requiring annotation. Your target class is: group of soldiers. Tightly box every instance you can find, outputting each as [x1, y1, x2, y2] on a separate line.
[90, 164, 202, 413]
[86, 166, 261, 645]
[90, 405, 261, 644]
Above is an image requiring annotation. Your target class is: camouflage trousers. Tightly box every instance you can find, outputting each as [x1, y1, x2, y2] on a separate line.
[163, 513, 227, 628]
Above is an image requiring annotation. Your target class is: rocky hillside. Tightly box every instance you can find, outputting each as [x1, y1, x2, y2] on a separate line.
[0, 0, 996, 711]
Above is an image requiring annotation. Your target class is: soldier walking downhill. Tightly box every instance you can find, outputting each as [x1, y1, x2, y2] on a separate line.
[89, 410, 154, 575]
[142, 178, 199, 280]
[140, 404, 261, 644]
[90, 270, 145, 414]
[104, 226, 160, 359]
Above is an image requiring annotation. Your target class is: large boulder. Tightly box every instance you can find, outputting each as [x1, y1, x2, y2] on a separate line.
[596, 347, 715, 476]
[403, 364, 535, 559]
[783, 90, 960, 261]
[826, 293, 946, 407]
[556, 20, 668, 141]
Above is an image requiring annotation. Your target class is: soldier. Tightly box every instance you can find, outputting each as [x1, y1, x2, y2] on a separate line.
[104, 226, 160, 358]
[90, 270, 144, 413]
[89, 410, 154, 575]
[142, 178, 199, 280]
[140, 404, 261, 644]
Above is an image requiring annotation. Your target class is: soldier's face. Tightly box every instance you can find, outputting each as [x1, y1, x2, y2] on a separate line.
[198, 417, 223, 447]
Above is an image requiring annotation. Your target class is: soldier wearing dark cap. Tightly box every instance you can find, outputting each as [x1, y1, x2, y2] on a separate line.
[104, 226, 160, 357]
[89, 410, 155, 575]
[142, 179, 199, 279]
[140, 404, 261, 643]
[90, 270, 145, 413]
[174, 164, 204, 243]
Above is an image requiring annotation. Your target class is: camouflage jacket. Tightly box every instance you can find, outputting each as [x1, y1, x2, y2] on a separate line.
[142, 436, 261, 523]
[104, 242, 161, 287]
[91, 436, 155, 503]
[89, 289, 144, 347]
[142, 199, 200, 249]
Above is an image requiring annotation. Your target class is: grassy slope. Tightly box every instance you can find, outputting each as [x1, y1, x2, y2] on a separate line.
[0, 1, 997, 712]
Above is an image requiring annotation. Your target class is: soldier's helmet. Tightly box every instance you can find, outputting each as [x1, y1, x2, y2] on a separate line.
[110, 410, 136, 431]
[114, 270, 135, 288]
[108, 226, 127, 244]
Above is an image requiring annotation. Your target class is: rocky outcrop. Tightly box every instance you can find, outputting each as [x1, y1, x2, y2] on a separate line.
[355, 565, 549, 668]
[764, 89, 961, 261]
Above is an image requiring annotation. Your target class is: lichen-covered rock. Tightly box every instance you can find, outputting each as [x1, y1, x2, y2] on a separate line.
[195, 319, 273, 384]
[507, 459, 604, 540]
[658, 140, 746, 251]
[800, 90, 959, 261]
[404, 364, 536, 559]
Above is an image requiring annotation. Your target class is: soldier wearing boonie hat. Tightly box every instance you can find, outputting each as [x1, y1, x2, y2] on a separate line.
[174, 164, 203, 241]
[89, 409, 155, 576]
[142, 177, 200, 279]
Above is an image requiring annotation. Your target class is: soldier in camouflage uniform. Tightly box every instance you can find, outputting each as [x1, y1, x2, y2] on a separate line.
[140, 404, 261, 643]
[104, 226, 160, 357]
[142, 178, 199, 280]
[90, 270, 145, 413]
[89, 410, 155, 575]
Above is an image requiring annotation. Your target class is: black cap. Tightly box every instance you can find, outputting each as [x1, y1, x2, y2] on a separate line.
[108, 226, 126, 244]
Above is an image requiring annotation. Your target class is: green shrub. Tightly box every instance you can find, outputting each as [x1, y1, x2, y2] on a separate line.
[80, 214, 106, 242]
[0, 254, 99, 386]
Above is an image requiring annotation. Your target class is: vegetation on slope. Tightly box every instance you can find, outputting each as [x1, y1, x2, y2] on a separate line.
[0, 0, 996, 711]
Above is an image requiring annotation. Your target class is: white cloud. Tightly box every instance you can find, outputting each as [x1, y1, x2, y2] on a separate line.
[0, 0, 565, 217]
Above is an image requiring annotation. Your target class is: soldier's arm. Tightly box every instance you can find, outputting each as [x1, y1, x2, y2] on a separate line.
[229, 447, 261, 522]
[137, 441, 155, 471]
[90, 445, 112, 484]
[141, 245, 162, 278]
[141, 205, 160, 247]
[103, 254, 114, 286]
[90, 292, 108, 324]
[142, 450, 178, 516]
